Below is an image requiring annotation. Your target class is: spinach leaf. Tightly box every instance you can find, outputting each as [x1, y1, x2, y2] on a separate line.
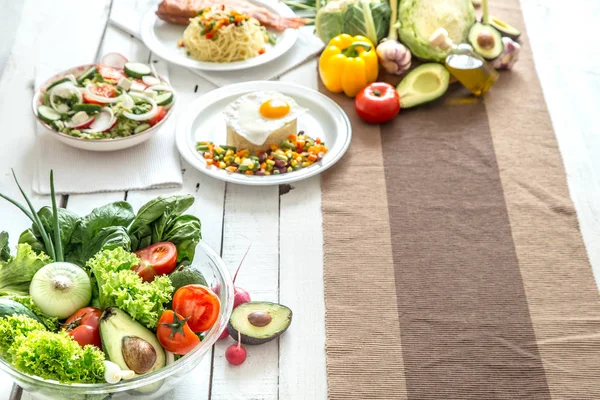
[72, 202, 135, 244]
[18, 229, 46, 255]
[0, 232, 9, 262]
[162, 215, 202, 262]
[128, 195, 195, 251]
[68, 226, 132, 267]
[32, 207, 79, 253]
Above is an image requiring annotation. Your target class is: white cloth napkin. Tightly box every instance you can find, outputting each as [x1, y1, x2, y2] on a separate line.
[109, 4, 324, 87]
[32, 60, 183, 195]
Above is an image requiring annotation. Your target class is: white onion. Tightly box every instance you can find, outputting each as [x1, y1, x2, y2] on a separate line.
[85, 83, 124, 104]
[121, 93, 135, 110]
[49, 82, 82, 114]
[30, 262, 92, 319]
[123, 93, 158, 121]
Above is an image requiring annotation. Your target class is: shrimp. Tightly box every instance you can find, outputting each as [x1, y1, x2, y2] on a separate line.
[156, 0, 311, 31]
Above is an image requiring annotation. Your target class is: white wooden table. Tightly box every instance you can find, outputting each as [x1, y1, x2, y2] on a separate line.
[0, 0, 598, 399]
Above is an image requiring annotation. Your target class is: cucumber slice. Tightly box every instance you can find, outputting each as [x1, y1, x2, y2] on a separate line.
[46, 77, 71, 91]
[134, 123, 151, 134]
[155, 92, 173, 106]
[124, 62, 152, 78]
[38, 105, 62, 123]
[73, 103, 102, 113]
[77, 66, 98, 84]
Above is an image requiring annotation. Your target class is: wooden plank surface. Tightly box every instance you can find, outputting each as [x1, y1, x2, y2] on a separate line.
[0, 0, 599, 399]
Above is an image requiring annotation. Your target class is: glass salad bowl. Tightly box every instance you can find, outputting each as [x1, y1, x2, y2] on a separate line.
[0, 240, 233, 400]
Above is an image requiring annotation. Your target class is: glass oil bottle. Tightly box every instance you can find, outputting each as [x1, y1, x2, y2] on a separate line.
[429, 28, 499, 96]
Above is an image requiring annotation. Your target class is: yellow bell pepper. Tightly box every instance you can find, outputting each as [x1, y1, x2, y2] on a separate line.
[319, 34, 379, 98]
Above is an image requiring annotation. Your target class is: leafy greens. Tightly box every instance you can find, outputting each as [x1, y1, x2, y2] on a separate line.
[0, 243, 51, 296]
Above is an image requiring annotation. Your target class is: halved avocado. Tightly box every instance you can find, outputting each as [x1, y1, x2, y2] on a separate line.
[489, 16, 521, 40]
[396, 63, 450, 109]
[468, 22, 503, 60]
[99, 307, 166, 375]
[228, 302, 292, 345]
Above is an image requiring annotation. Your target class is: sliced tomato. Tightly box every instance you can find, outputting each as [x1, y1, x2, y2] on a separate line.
[98, 64, 125, 82]
[157, 310, 200, 355]
[82, 84, 117, 105]
[172, 285, 221, 332]
[148, 106, 167, 126]
[133, 242, 178, 282]
[64, 307, 102, 349]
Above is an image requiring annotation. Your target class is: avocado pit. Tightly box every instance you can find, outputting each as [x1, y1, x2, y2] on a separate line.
[121, 336, 158, 374]
[248, 310, 272, 327]
[476, 31, 495, 49]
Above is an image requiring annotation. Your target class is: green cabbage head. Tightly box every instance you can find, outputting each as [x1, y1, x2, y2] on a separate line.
[316, 0, 391, 45]
[398, 0, 475, 62]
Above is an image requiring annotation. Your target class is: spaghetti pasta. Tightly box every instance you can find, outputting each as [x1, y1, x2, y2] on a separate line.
[182, 7, 269, 63]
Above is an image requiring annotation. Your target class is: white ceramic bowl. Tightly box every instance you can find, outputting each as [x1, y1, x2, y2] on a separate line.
[32, 64, 175, 152]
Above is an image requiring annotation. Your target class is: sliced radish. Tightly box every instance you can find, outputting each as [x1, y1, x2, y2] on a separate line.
[66, 111, 95, 129]
[83, 107, 117, 133]
[85, 84, 124, 104]
[101, 53, 129, 69]
[123, 93, 158, 121]
[142, 75, 161, 86]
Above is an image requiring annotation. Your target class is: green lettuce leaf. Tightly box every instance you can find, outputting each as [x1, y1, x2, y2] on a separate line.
[11, 329, 105, 383]
[0, 314, 46, 362]
[18, 229, 45, 255]
[0, 243, 51, 296]
[87, 247, 173, 329]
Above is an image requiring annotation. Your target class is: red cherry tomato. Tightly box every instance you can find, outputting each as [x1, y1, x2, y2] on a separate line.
[157, 310, 200, 355]
[354, 82, 400, 124]
[148, 106, 167, 126]
[133, 242, 178, 282]
[98, 64, 125, 82]
[172, 285, 221, 332]
[82, 84, 117, 105]
[64, 307, 103, 349]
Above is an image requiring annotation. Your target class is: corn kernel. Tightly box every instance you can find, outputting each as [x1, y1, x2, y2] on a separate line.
[226, 149, 234, 156]
[234, 157, 241, 165]
[218, 161, 226, 169]
[291, 160, 298, 167]
[287, 166, 293, 172]
[302, 161, 312, 167]
[265, 171, 271, 175]
[266, 159, 275, 166]
[248, 163, 255, 170]
[215, 147, 224, 154]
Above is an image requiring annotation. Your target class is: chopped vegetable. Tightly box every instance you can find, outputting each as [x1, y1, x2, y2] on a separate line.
[172, 284, 220, 332]
[86, 248, 173, 329]
[133, 242, 178, 282]
[197, 132, 328, 176]
[319, 34, 378, 97]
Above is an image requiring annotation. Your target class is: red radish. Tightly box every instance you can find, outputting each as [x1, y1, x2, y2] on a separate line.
[83, 108, 117, 133]
[225, 332, 247, 365]
[101, 53, 128, 69]
[218, 329, 229, 340]
[71, 116, 95, 129]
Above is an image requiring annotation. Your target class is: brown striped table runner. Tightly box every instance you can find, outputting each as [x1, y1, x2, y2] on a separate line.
[320, 0, 600, 398]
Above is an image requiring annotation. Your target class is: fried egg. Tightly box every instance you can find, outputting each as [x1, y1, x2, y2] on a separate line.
[223, 91, 307, 145]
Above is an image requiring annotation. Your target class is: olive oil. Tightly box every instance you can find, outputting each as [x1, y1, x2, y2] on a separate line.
[430, 29, 499, 96]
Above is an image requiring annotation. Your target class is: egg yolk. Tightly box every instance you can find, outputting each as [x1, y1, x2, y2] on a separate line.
[259, 99, 290, 119]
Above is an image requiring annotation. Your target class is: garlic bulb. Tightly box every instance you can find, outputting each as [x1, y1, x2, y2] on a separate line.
[376, 40, 412, 75]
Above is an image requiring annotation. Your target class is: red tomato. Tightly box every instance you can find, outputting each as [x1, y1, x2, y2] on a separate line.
[172, 285, 221, 332]
[64, 307, 103, 349]
[157, 310, 200, 355]
[133, 242, 178, 282]
[98, 64, 125, 82]
[354, 82, 400, 124]
[148, 106, 167, 126]
[82, 84, 117, 105]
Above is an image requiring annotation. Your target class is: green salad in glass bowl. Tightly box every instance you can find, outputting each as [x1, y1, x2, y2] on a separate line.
[0, 171, 233, 399]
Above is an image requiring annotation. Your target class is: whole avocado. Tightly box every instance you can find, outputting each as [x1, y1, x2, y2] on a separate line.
[168, 262, 208, 293]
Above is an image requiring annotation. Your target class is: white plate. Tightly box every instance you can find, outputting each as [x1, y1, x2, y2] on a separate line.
[176, 81, 352, 186]
[140, 1, 299, 71]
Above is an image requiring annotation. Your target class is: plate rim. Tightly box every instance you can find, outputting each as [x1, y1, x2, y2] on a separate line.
[176, 81, 352, 186]
[140, 0, 299, 71]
